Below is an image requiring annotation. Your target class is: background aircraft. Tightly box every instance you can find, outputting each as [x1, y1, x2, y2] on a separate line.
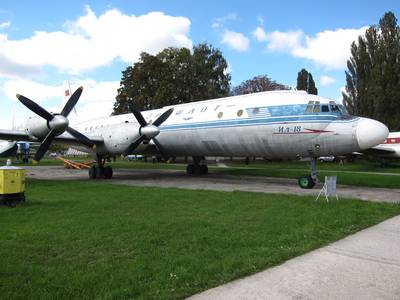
[0, 87, 389, 188]
[0, 141, 17, 158]
[366, 132, 400, 158]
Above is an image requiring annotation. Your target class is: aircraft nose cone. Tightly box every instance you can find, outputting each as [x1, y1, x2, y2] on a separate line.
[356, 117, 389, 150]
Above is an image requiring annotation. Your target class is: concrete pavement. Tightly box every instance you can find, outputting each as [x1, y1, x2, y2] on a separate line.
[188, 215, 400, 300]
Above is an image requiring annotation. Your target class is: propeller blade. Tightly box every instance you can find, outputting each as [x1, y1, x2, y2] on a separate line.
[153, 137, 169, 161]
[61, 86, 83, 117]
[16, 94, 54, 121]
[124, 135, 146, 156]
[152, 108, 174, 127]
[132, 109, 147, 127]
[34, 129, 57, 162]
[66, 127, 95, 148]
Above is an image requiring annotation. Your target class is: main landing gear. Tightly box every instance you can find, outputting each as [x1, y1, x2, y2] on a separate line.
[298, 157, 318, 189]
[186, 156, 208, 175]
[89, 154, 113, 179]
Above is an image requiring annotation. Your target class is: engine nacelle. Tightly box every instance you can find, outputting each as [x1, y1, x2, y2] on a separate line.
[24, 116, 50, 139]
[96, 122, 141, 155]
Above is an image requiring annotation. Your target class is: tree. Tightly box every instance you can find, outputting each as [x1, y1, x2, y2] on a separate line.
[113, 43, 231, 114]
[232, 75, 290, 95]
[296, 69, 318, 95]
[343, 11, 400, 130]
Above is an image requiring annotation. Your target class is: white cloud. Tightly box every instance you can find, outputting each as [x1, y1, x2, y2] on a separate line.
[2, 79, 119, 123]
[264, 27, 368, 69]
[252, 26, 267, 42]
[68, 79, 120, 123]
[221, 30, 250, 52]
[293, 27, 368, 69]
[3, 80, 62, 103]
[320, 75, 336, 86]
[266, 30, 303, 52]
[0, 6, 192, 77]
[0, 21, 10, 30]
[211, 13, 237, 29]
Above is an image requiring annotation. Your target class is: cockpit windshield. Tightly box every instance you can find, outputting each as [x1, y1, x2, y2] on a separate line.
[305, 100, 351, 118]
[329, 101, 350, 117]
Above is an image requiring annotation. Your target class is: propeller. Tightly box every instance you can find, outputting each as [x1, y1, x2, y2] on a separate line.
[125, 106, 173, 159]
[16, 86, 95, 162]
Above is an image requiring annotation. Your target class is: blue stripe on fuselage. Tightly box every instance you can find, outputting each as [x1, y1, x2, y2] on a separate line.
[160, 115, 357, 132]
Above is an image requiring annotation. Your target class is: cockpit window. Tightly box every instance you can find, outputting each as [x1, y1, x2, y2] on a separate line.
[313, 101, 320, 113]
[306, 101, 314, 113]
[330, 104, 340, 113]
[338, 104, 348, 115]
[321, 105, 329, 112]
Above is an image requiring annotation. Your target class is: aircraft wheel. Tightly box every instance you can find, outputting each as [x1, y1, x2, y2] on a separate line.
[186, 164, 194, 175]
[104, 166, 113, 179]
[298, 175, 316, 189]
[89, 166, 97, 179]
[200, 165, 208, 175]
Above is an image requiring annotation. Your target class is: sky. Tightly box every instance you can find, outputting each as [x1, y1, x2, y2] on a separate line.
[0, 0, 399, 128]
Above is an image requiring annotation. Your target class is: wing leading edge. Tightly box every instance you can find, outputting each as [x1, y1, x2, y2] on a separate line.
[0, 129, 104, 146]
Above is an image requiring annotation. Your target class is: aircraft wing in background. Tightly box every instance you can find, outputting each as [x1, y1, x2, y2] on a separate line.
[0, 129, 104, 146]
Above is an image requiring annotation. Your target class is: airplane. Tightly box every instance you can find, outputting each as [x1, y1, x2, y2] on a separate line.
[364, 132, 400, 158]
[0, 87, 389, 189]
[0, 141, 18, 157]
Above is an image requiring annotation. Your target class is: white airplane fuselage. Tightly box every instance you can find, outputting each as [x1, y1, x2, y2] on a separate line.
[54, 90, 387, 159]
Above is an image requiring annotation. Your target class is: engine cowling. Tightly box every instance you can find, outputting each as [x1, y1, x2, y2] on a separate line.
[25, 116, 50, 139]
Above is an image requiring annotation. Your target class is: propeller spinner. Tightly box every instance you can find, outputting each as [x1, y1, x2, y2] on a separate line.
[16, 86, 95, 162]
[124, 107, 173, 160]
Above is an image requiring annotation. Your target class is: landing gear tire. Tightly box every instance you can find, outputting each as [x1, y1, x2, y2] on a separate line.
[186, 164, 195, 175]
[89, 166, 97, 179]
[104, 166, 113, 179]
[186, 164, 208, 175]
[298, 175, 316, 189]
[200, 165, 208, 175]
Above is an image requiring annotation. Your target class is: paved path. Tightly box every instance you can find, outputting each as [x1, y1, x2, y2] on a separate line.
[25, 166, 400, 203]
[188, 215, 400, 300]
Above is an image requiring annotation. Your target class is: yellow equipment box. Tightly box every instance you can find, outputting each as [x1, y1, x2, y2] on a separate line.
[0, 167, 25, 194]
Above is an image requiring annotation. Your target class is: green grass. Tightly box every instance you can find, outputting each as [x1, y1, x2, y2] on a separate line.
[1, 180, 399, 299]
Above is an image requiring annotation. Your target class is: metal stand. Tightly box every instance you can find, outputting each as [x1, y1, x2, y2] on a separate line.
[316, 176, 339, 202]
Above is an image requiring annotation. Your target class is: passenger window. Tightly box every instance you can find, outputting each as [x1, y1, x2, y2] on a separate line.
[321, 105, 329, 112]
[306, 101, 314, 113]
[237, 109, 243, 117]
[218, 112, 223, 118]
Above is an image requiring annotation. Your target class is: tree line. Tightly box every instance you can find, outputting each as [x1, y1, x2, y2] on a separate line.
[343, 11, 400, 131]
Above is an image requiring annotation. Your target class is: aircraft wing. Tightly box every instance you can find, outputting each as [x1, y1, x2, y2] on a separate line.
[0, 129, 104, 146]
[363, 145, 396, 155]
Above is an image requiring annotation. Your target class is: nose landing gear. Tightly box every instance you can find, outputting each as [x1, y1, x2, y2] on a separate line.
[298, 157, 318, 189]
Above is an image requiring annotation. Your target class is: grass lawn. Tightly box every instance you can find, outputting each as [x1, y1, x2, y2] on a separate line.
[1, 180, 399, 299]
